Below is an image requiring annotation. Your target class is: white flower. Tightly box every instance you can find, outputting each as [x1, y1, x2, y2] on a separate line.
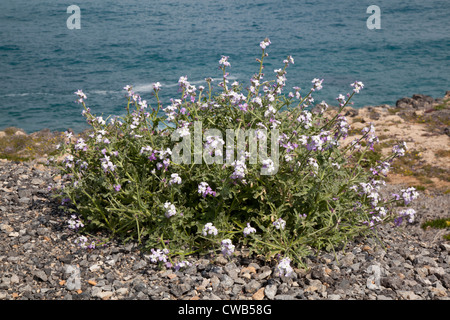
[350, 81, 364, 93]
[202, 223, 218, 236]
[276, 257, 294, 277]
[221, 239, 235, 256]
[169, 173, 182, 185]
[399, 208, 416, 224]
[163, 201, 177, 218]
[230, 158, 247, 180]
[311, 78, 323, 91]
[243, 223, 256, 237]
[260, 38, 271, 49]
[261, 158, 275, 174]
[153, 82, 162, 91]
[74, 89, 86, 103]
[273, 218, 286, 230]
[219, 55, 231, 67]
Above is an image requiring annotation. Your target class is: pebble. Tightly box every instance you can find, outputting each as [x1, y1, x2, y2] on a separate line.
[0, 160, 449, 300]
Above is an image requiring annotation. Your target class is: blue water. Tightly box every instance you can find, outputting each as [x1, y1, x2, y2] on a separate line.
[0, 0, 449, 133]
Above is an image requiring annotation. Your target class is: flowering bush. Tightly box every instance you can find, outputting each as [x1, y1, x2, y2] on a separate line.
[53, 39, 418, 272]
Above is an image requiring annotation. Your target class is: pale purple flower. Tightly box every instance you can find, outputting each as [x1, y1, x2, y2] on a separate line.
[202, 223, 218, 236]
[219, 55, 231, 67]
[169, 173, 182, 185]
[68, 215, 84, 230]
[101, 155, 116, 173]
[350, 81, 364, 93]
[260, 38, 271, 49]
[276, 257, 294, 277]
[283, 55, 294, 65]
[243, 223, 256, 237]
[273, 218, 286, 230]
[75, 138, 87, 151]
[198, 182, 216, 197]
[392, 142, 407, 157]
[311, 78, 324, 91]
[336, 94, 346, 107]
[113, 184, 121, 192]
[261, 158, 275, 174]
[174, 260, 190, 271]
[163, 201, 177, 218]
[221, 239, 235, 257]
[400, 187, 419, 205]
[148, 248, 170, 263]
[230, 158, 247, 180]
[74, 89, 86, 103]
[153, 82, 162, 91]
[395, 208, 416, 226]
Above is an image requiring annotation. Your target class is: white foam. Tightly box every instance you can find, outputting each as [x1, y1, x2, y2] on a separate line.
[133, 75, 239, 93]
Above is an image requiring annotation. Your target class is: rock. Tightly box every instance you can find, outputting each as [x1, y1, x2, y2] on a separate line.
[89, 264, 102, 273]
[31, 178, 44, 185]
[116, 288, 129, 296]
[33, 270, 48, 282]
[220, 274, 234, 289]
[257, 267, 272, 280]
[381, 276, 403, 290]
[274, 294, 296, 300]
[224, 262, 239, 278]
[264, 284, 277, 300]
[0, 224, 14, 233]
[252, 287, 265, 300]
[244, 280, 262, 294]
[98, 291, 114, 300]
[397, 291, 422, 300]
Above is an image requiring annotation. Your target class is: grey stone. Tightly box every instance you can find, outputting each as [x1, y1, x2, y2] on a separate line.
[220, 274, 234, 289]
[264, 284, 277, 300]
[33, 270, 48, 282]
[274, 294, 296, 300]
[244, 280, 262, 294]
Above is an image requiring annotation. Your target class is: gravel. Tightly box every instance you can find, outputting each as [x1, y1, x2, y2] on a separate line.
[0, 159, 449, 300]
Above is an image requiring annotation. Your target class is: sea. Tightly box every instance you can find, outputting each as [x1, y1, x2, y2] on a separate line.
[0, 0, 449, 133]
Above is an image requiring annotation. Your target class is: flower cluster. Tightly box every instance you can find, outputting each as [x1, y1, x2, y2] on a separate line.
[163, 201, 178, 218]
[395, 208, 416, 225]
[202, 222, 218, 236]
[393, 187, 419, 206]
[148, 248, 170, 264]
[273, 218, 286, 230]
[74, 236, 97, 249]
[169, 173, 182, 185]
[221, 239, 235, 257]
[198, 182, 216, 198]
[276, 257, 294, 278]
[67, 215, 84, 230]
[243, 223, 256, 237]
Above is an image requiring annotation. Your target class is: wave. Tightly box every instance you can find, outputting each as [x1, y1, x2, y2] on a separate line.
[133, 75, 240, 93]
[1, 92, 55, 97]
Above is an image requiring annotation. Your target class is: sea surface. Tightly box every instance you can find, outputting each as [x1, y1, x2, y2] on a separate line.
[0, 0, 449, 133]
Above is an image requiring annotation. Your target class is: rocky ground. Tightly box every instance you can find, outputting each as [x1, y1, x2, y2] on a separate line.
[0, 92, 449, 301]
